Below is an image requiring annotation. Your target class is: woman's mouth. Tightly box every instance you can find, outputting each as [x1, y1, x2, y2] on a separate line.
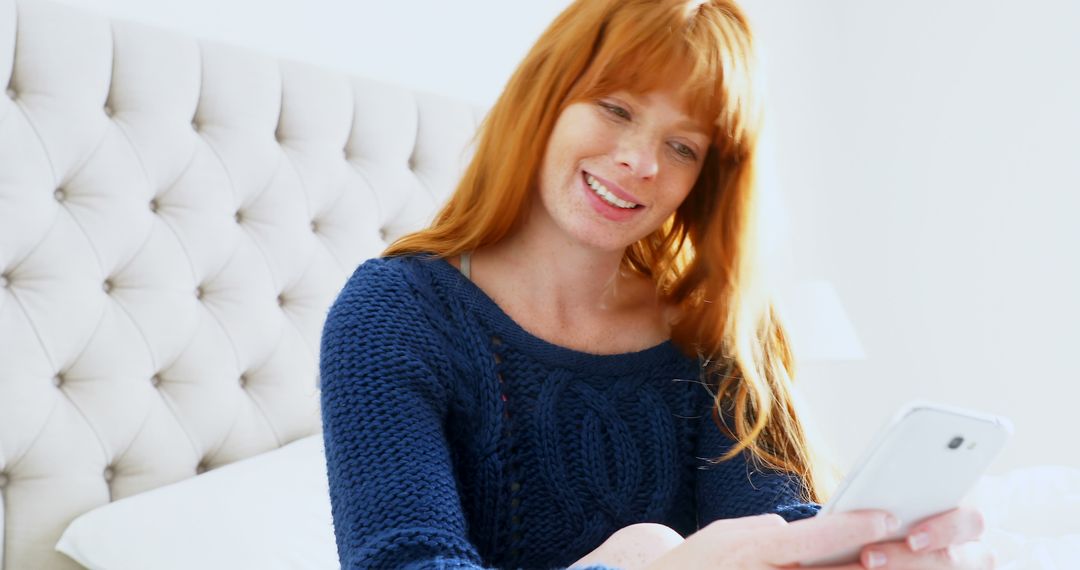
[584, 173, 640, 209]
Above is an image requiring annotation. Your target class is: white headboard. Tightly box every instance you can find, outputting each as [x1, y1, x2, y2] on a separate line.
[0, 0, 479, 567]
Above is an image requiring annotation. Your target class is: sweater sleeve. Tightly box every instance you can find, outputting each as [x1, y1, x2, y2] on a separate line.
[319, 259, 483, 568]
[695, 410, 821, 526]
[319, 259, 617, 570]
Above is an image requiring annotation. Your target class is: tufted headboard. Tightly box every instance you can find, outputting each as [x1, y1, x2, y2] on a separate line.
[0, 0, 480, 567]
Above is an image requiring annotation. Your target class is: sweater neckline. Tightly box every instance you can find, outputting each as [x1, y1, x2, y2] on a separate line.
[419, 256, 691, 374]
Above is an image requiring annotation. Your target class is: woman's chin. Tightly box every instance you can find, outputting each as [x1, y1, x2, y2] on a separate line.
[562, 224, 644, 254]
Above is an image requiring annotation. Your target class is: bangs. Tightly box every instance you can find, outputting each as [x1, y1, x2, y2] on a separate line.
[566, 0, 758, 158]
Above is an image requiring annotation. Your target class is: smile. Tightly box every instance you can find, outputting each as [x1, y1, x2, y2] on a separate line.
[584, 173, 640, 209]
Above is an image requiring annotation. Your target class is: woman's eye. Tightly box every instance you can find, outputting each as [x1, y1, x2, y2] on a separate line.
[600, 102, 631, 120]
[671, 142, 697, 161]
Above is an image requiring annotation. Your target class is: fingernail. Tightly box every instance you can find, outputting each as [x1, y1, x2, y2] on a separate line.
[866, 550, 887, 568]
[908, 532, 930, 552]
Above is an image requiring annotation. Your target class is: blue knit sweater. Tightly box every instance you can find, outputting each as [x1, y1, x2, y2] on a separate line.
[319, 255, 819, 569]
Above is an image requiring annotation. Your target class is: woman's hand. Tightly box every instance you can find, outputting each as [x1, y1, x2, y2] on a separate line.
[641, 510, 901, 570]
[582, 507, 993, 570]
[855, 507, 993, 569]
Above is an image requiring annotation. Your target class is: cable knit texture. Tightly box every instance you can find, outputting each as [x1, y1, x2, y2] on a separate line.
[319, 255, 820, 569]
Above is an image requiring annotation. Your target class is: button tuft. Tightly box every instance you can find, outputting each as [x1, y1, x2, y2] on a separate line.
[196, 462, 209, 475]
[234, 210, 243, 224]
[149, 198, 159, 213]
[239, 373, 248, 387]
[309, 220, 319, 233]
[0, 273, 9, 288]
[103, 466, 115, 482]
[151, 374, 162, 387]
[54, 188, 66, 202]
[102, 279, 114, 293]
[53, 373, 64, 387]
[5, 87, 14, 99]
[104, 105, 114, 117]
[276, 293, 286, 307]
[195, 286, 204, 300]
[0, 473, 8, 487]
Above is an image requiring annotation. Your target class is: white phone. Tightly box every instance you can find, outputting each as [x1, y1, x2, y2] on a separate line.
[802, 401, 1013, 567]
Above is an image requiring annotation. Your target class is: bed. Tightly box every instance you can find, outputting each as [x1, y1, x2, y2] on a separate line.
[0, 0, 478, 567]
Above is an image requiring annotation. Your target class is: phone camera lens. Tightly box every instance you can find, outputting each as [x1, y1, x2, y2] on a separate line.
[947, 436, 964, 450]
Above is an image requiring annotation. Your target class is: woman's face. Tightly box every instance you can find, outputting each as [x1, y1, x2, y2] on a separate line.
[533, 88, 711, 253]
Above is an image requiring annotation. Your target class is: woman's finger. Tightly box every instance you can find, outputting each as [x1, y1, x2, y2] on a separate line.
[700, 513, 788, 534]
[860, 539, 994, 570]
[905, 507, 986, 553]
[861, 541, 947, 569]
[757, 510, 898, 566]
[945, 541, 996, 570]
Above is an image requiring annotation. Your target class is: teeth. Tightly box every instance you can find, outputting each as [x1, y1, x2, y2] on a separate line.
[586, 174, 638, 209]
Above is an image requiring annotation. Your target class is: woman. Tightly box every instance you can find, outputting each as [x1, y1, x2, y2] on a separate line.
[319, 0, 990, 568]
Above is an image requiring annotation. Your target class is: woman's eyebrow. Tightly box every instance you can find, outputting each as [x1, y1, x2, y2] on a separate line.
[675, 119, 710, 137]
[617, 91, 710, 137]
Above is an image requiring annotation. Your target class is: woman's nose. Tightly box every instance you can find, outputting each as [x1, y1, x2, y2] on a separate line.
[614, 132, 659, 179]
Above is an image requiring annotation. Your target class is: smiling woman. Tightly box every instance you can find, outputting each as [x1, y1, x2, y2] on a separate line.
[317, 1, 993, 569]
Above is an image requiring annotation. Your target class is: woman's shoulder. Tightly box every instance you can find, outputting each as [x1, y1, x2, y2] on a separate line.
[324, 254, 456, 347]
[339, 253, 441, 298]
[330, 253, 465, 331]
[347, 252, 425, 276]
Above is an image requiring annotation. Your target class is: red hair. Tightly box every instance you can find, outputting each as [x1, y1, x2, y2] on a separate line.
[386, 0, 824, 502]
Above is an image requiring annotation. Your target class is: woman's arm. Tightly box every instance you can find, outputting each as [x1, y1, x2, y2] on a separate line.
[320, 259, 482, 568]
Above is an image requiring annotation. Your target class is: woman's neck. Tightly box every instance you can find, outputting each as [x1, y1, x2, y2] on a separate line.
[477, 222, 639, 318]
[457, 198, 673, 354]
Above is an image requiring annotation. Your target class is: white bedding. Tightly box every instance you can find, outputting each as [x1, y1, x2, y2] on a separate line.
[56, 436, 336, 570]
[969, 466, 1080, 569]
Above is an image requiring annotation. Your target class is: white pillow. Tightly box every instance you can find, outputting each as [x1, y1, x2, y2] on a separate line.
[56, 435, 338, 570]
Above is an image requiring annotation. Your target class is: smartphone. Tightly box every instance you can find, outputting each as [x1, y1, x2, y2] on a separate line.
[802, 401, 1013, 567]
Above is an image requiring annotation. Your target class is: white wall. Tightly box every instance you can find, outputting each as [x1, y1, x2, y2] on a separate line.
[743, 0, 1080, 474]
[51, 0, 574, 106]
[58, 0, 1079, 474]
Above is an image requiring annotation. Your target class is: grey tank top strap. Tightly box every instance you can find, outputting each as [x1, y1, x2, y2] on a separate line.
[459, 251, 472, 281]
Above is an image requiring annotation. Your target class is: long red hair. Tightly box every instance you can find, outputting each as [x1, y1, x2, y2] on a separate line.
[386, 0, 824, 502]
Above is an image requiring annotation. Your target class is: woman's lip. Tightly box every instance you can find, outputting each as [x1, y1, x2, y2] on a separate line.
[583, 171, 643, 207]
[580, 172, 641, 221]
